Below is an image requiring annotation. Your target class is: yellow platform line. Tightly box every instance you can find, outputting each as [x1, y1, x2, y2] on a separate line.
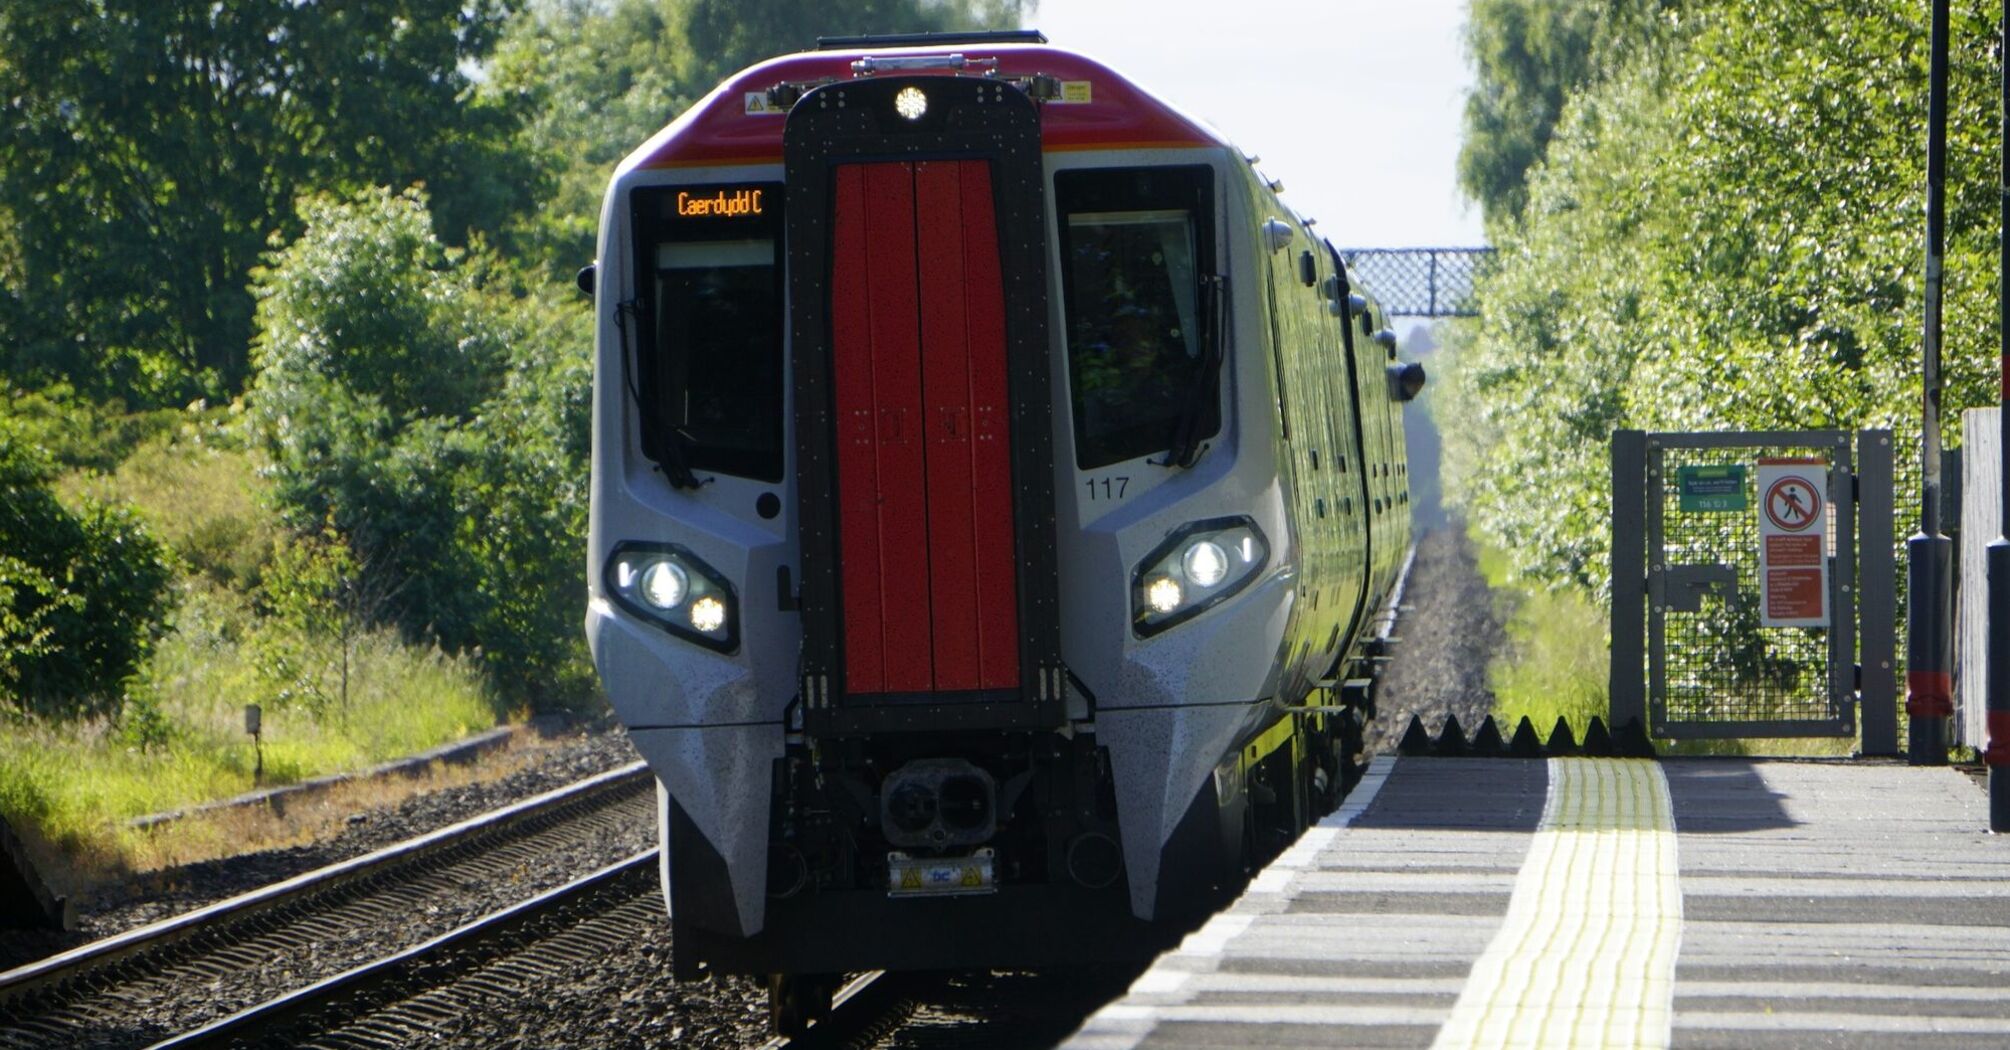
[1432, 758, 1681, 1050]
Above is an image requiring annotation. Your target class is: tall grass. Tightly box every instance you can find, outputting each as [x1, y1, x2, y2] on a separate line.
[0, 583, 499, 882]
[1487, 586, 1612, 734]
[58, 415, 279, 588]
[1471, 531, 1852, 757]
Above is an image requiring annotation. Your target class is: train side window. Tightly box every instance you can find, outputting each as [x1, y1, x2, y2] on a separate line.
[1056, 166, 1217, 470]
[631, 183, 785, 482]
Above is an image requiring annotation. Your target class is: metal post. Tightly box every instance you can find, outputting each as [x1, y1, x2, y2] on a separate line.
[1611, 430, 1648, 732]
[1859, 430, 1899, 756]
[1908, 0, 1954, 765]
[1988, 0, 2010, 828]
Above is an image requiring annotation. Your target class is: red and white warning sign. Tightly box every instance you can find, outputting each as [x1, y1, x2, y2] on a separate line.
[1756, 458, 1829, 627]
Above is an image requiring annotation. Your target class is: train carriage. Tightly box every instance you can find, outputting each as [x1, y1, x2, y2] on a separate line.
[582, 30, 1421, 1030]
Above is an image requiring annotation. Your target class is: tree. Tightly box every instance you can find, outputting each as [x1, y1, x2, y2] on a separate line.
[0, 427, 174, 718]
[1458, 0, 1676, 231]
[0, 0, 540, 405]
[1443, 0, 2003, 592]
[248, 185, 594, 704]
[484, 0, 698, 279]
[672, 0, 1030, 89]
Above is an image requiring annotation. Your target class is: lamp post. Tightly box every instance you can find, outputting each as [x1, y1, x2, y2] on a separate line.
[1909, 0, 1954, 766]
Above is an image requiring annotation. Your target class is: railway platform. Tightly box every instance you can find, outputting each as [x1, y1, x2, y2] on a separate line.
[1066, 755, 2010, 1048]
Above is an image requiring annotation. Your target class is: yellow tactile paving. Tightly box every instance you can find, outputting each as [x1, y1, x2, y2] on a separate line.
[1432, 758, 1681, 1050]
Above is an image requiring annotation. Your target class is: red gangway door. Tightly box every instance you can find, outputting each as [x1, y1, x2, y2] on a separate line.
[830, 160, 1020, 696]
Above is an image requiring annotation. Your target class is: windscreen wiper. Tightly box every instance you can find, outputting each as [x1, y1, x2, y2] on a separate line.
[615, 298, 702, 489]
[1158, 274, 1228, 469]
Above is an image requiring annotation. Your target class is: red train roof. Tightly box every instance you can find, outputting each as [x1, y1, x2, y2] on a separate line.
[628, 42, 1229, 170]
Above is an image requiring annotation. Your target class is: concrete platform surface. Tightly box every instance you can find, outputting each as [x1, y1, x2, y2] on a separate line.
[1066, 756, 2010, 1049]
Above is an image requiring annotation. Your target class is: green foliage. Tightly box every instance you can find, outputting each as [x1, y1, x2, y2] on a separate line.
[1459, 0, 1678, 230]
[484, 0, 697, 278]
[0, 0, 538, 405]
[672, 0, 1030, 88]
[255, 525, 368, 716]
[1445, 0, 1996, 595]
[249, 186, 593, 705]
[0, 581, 497, 863]
[0, 385, 186, 474]
[59, 412, 279, 590]
[253, 187, 507, 430]
[0, 431, 175, 718]
[1486, 579, 1611, 734]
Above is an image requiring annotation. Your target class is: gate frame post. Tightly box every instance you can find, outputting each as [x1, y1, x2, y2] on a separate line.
[1610, 429, 1649, 731]
[1858, 429, 1900, 755]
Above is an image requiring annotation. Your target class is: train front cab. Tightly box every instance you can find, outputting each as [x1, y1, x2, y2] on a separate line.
[584, 43, 1411, 1005]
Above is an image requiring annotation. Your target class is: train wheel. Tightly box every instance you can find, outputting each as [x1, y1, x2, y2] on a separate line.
[767, 973, 834, 1037]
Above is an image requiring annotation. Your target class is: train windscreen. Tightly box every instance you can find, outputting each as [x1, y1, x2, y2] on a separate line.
[633, 183, 785, 482]
[1056, 166, 1216, 469]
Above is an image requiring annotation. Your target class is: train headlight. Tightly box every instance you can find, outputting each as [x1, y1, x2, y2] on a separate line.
[1182, 540, 1229, 588]
[689, 596, 727, 634]
[641, 561, 688, 610]
[605, 543, 739, 652]
[1131, 517, 1269, 636]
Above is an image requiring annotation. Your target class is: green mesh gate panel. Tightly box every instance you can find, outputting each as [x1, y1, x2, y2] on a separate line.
[1643, 432, 1858, 739]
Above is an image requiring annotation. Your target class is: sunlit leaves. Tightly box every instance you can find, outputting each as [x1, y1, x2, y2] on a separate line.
[1447, 0, 1995, 590]
[0, 0, 533, 405]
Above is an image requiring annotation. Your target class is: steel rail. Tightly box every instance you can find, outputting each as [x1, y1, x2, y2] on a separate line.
[149, 850, 660, 1048]
[758, 971, 953, 1050]
[0, 760, 651, 1011]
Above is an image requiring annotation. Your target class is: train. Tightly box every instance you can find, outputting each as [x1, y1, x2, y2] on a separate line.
[581, 30, 1423, 1032]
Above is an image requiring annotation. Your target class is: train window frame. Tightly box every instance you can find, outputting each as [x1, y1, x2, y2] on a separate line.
[1054, 165, 1220, 471]
[628, 182, 787, 484]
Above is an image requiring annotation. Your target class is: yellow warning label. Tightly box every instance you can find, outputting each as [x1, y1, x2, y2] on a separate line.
[900, 869, 922, 889]
[1059, 80, 1092, 104]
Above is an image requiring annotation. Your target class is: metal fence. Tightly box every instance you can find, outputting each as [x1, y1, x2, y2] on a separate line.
[1612, 429, 1898, 748]
[1338, 248, 1492, 318]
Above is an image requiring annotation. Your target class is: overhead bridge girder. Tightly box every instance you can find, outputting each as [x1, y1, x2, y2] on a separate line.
[1338, 247, 1492, 318]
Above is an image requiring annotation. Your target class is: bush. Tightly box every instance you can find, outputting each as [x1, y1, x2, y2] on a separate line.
[247, 186, 593, 707]
[0, 430, 176, 718]
[60, 412, 280, 590]
[1, 384, 185, 474]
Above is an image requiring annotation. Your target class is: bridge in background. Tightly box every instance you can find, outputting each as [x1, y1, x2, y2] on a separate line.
[1340, 247, 1492, 318]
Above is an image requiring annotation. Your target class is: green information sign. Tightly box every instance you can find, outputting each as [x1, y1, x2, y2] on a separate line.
[1678, 464, 1747, 512]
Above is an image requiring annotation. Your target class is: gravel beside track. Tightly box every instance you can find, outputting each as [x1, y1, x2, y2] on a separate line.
[188, 852, 770, 1050]
[1364, 523, 1504, 755]
[157, 854, 774, 1050]
[860, 967, 1148, 1049]
[0, 764, 655, 1049]
[93, 727, 646, 937]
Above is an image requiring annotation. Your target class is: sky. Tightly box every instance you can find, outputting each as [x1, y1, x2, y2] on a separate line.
[1029, 0, 1486, 251]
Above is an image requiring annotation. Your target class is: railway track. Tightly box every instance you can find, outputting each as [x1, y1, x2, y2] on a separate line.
[153, 851, 662, 1048]
[0, 762, 654, 1049]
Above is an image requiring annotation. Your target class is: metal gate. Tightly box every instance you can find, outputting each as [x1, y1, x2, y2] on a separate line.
[1610, 430, 1897, 747]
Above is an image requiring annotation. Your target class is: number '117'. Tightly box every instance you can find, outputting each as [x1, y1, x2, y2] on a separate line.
[1085, 476, 1130, 501]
